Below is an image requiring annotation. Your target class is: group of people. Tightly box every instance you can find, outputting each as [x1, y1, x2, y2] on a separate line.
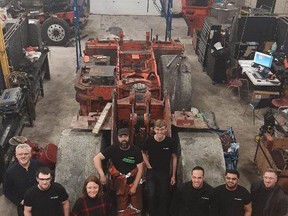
[3, 143, 111, 216]
[94, 119, 177, 216]
[171, 167, 288, 216]
[3, 143, 70, 216]
[3, 119, 288, 216]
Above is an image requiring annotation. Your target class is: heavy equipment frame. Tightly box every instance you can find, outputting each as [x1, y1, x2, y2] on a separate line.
[56, 32, 226, 207]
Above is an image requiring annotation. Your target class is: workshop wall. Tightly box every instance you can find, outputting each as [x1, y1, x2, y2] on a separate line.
[245, 0, 288, 14]
[274, 0, 288, 14]
[90, 0, 182, 15]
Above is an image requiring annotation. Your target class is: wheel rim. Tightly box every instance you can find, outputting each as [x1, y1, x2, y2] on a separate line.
[47, 24, 66, 42]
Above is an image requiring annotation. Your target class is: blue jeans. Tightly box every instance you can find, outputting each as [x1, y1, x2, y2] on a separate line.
[146, 169, 170, 216]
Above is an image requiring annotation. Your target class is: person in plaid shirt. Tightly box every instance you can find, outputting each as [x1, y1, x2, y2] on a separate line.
[72, 176, 112, 216]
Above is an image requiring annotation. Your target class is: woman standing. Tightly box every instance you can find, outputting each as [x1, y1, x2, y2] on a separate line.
[72, 176, 112, 216]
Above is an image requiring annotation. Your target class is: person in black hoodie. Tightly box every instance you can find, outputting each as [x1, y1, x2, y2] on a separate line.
[250, 168, 288, 216]
[170, 166, 214, 216]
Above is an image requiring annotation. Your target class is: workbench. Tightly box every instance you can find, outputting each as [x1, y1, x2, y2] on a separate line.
[0, 50, 50, 183]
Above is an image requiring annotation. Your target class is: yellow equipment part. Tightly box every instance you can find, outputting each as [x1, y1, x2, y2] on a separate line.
[0, 21, 10, 88]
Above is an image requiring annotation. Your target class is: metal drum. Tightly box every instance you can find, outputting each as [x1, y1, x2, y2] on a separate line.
[210, 2, 239, 24]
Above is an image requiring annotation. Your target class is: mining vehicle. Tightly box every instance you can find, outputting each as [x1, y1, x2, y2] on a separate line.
[1, 0, 90, 45]
[55, 32, 226, 206]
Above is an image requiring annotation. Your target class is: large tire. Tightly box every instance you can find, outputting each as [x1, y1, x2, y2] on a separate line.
[177, 131, 225, 187]
[159, 55, 192, 112]
[41, 17, 70, 46]
[55, 130, 102, 206]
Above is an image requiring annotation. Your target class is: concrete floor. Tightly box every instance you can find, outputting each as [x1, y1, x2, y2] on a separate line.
[0, 14, 263, 215]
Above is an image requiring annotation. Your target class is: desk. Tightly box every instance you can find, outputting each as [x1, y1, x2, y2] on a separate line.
[238, 60, 281, 88]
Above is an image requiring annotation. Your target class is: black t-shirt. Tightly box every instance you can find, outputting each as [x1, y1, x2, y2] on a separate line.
[24, 182, 69, 216]
[142, 136, 177, 172]
[170, 181, 214, 216]
[102, 145, 143, 175]
[210, 184, 251, 216]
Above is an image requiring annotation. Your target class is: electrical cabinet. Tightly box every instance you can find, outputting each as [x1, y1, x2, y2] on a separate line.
[206, 47, 228, 84]
[197, 17, 221, 68]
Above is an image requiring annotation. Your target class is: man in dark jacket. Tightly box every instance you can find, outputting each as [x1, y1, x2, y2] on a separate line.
[250, 168, 288, 216]
[3, 143, 42, 216]
[170, 166, 214, 216]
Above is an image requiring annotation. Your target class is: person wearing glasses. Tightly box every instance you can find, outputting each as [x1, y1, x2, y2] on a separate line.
[210, 169, 252, 216]
[23, 166, 70, 216]
[250, 168, 288, 216]
[71, 176, 112, 216]
[141, 119, 178, 216]
[170, 166, 214, 216]
[3, 143, 43, 216]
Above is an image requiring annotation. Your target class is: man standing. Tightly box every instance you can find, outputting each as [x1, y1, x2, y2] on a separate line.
[170, 166, 214, 216]
[250, 168, 288, 216]
[141, 119, 177, 216]
[210, 169, 252, 216]
[3, 143, 42, 216]
[24, 166, 70, 216]
[94, 128, 144, 216]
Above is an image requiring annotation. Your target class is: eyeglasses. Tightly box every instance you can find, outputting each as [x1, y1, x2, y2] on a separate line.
[264, 176, 276, 180]
[38, 177, 52, 181]
[226, 177, 237, 181]
[16, 153, 30, 156]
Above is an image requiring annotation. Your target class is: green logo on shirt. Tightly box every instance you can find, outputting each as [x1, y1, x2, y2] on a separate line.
[122, 157, 135, 164]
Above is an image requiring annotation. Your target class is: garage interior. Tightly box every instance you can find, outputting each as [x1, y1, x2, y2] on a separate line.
[1, 0, 288, 215]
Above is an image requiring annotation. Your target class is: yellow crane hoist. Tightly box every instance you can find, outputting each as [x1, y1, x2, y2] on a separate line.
[0, 20, 10, 88]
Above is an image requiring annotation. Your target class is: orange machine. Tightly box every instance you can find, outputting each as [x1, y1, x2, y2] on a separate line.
[182, 0, 213, 35]
[75, 32, 201, 145]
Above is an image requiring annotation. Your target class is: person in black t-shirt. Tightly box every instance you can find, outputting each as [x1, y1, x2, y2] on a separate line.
[250, 168, 288, 216]
[170, 166, 214, 216]
[210, 169, 252, 216]
[141, 119, 177, 216]
[24, 166, 69, 216]
[94, 128, 144, 216]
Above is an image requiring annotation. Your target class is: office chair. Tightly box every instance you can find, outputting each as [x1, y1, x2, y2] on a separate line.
[223, 67, 249, 99]
[243, 91, 280, 125]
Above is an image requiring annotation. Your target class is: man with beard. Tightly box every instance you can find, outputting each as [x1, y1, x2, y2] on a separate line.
[3, 144, 42, 216]
[23, 166, 70, 216]
[94, 128, 144, 216]
[210, 169, 252, 216]
[250, 169, 288, 216]
[170, 166, 214, 216]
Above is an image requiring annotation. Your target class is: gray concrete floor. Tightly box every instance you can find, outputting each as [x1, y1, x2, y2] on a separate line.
[0, 14, 263, 215]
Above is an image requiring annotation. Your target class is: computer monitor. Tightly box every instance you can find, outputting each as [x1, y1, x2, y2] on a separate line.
[253, 51, 273, 68]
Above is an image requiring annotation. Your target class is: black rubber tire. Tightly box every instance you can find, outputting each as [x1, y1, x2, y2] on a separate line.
[41, 17, 70, 46]
[159, 55, 192, 112]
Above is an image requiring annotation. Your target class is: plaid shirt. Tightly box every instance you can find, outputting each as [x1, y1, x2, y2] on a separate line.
[72, 194, 112, 216]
